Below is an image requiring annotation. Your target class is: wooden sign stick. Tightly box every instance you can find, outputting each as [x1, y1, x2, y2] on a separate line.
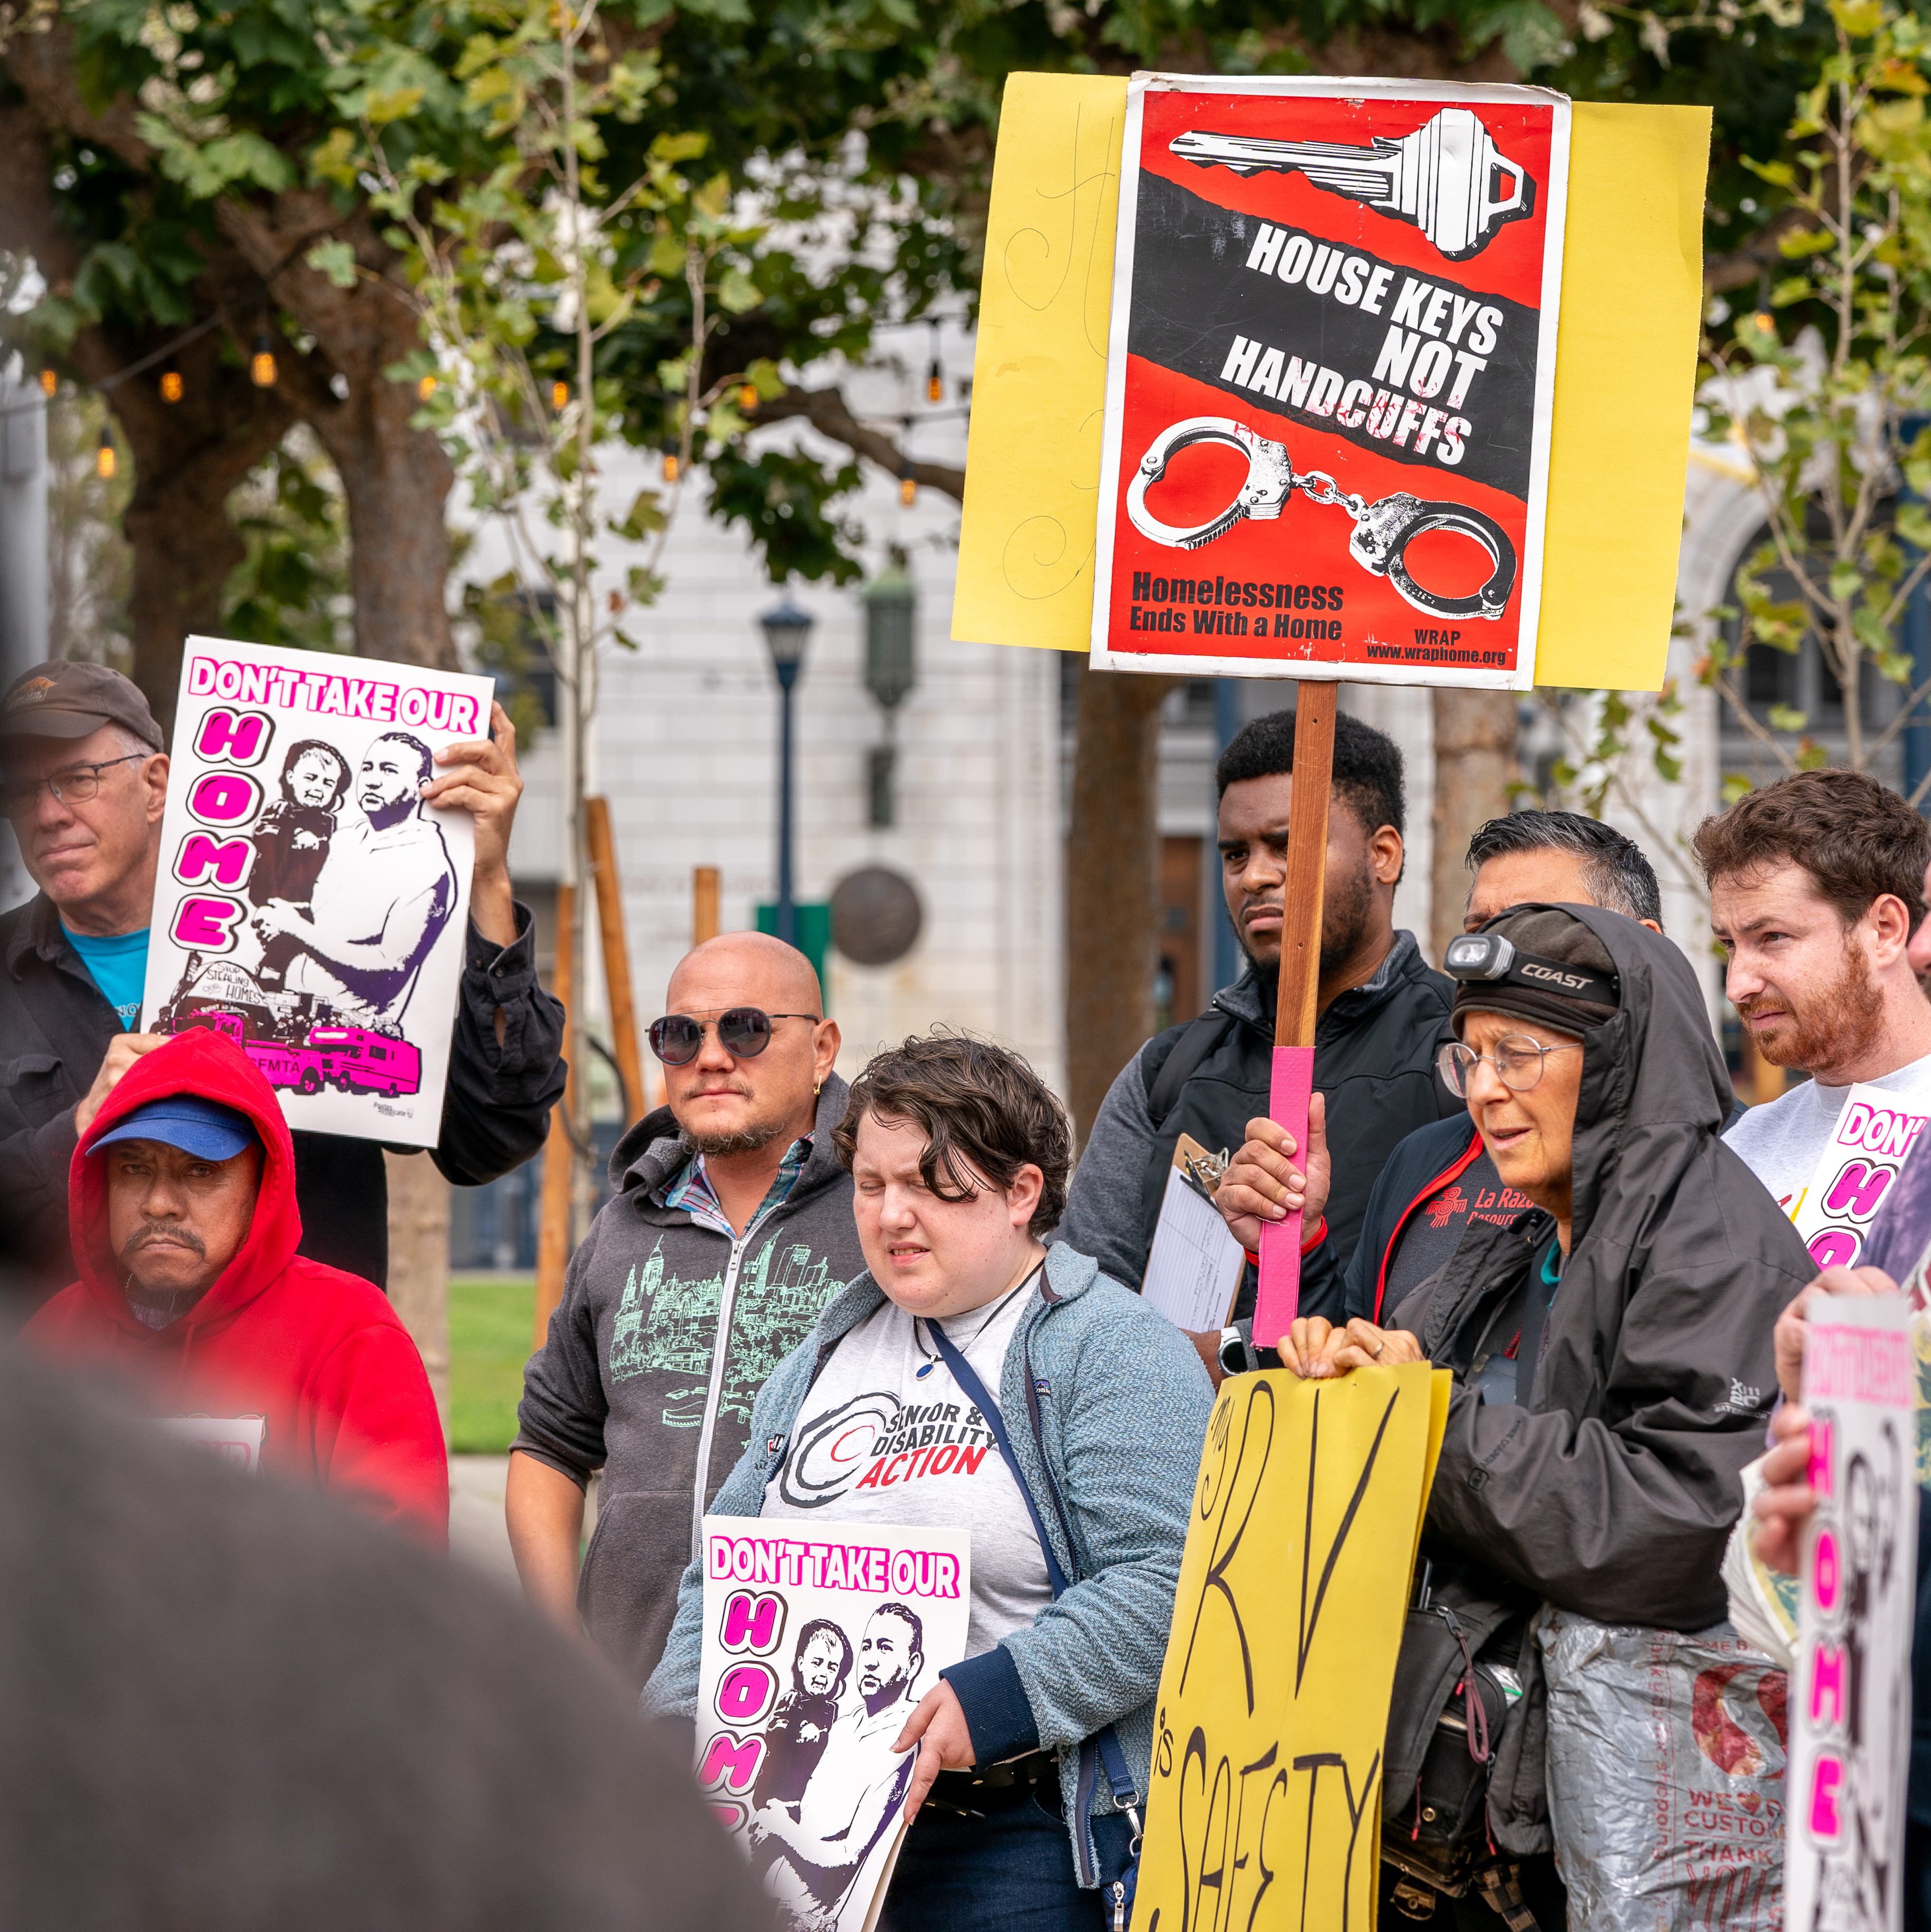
[1253, 679, 1337, 1349]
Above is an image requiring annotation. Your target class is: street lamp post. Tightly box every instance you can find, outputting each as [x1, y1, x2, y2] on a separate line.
[760, 595, 814, 946]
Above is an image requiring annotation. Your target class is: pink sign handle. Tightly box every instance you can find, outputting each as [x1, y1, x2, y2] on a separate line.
[1253, 1044, 1314, 1349]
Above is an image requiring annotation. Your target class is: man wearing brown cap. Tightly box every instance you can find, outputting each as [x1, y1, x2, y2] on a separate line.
[0, 661, 565, 1302]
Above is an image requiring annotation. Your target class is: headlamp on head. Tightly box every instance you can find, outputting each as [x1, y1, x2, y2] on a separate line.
[1443, 932, 1515, 981]
[1444, 930, 1620, 1006]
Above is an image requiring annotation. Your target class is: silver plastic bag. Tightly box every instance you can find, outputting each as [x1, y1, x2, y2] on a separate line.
[1538, 1608, 1787, 1930]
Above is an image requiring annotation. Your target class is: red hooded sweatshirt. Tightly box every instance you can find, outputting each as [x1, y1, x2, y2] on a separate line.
[25, 1028, 449, 1544]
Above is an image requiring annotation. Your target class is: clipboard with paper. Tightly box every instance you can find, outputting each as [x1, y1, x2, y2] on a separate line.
[1140, 1133, 1247, 1332]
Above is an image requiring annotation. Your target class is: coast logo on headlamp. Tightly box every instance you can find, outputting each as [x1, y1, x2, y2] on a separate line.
[1520, 962, 1591, 990]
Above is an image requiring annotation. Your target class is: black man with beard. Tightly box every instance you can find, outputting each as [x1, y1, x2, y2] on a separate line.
[1054, 708, 1458, 1381]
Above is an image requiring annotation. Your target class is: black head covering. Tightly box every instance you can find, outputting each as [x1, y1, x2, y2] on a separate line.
[1450, 905, 1621, 1039]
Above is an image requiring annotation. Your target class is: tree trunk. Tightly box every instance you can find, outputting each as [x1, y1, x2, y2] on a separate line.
[209, 196, 461, 1350]
[385, 1151, 452, 1437]
[212, 196, 459, 670]
[1066, 664, 1178, 1145]
[102, 345, 292, 732]
[0, 99, 293, 729]
[1429, 686, 1518, 963]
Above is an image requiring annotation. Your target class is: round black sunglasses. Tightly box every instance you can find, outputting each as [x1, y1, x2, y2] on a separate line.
[647, 1007, 820, 1066]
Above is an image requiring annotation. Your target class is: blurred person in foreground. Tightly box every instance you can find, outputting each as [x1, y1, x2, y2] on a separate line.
[24, 1026, 447, 1541]
[646, 1035, 1212, 1931]
[0, 1335, 765, 1931]
[1056, 707, 1458, 1382]
[510, 930, 863, 1685]
[1697, 769, 1931, 1209]
[1273, 906, 1811, 1927]
[1218, 810, 1674, 1339]
[0, 659, 564, 1299]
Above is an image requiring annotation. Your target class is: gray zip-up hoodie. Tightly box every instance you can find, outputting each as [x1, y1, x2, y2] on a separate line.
[643, 1242, 1215, 1888]
[514, 1078, 866, 1685]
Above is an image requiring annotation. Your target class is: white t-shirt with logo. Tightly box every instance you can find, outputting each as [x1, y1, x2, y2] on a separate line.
[1724, 1049, 1931, 1215]
[762, 1282, 1053, 1659]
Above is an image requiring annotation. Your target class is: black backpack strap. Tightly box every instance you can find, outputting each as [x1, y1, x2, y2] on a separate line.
[1142, 1009, 1234, 1127]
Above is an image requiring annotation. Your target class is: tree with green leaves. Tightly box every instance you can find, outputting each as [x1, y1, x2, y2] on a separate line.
[1697, 0, 1931, 794]
[1, 0, 1859, 1143]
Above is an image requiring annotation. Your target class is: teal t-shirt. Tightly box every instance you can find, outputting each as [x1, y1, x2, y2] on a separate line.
[63, 925, 150, 1030]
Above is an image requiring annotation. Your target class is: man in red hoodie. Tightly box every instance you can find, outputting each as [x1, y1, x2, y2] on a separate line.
[26, 1027, 448, 1543]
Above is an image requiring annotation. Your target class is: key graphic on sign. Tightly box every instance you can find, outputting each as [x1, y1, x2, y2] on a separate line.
[1169, 107, 1535, 262]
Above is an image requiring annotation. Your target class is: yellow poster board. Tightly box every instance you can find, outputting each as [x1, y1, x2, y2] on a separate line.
[1132, 1365, 1452, 1932]
[951, 77, 1709, 694]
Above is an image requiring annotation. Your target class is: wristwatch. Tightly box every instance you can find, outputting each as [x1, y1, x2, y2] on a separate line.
[1217, 1326, 1247, 1377]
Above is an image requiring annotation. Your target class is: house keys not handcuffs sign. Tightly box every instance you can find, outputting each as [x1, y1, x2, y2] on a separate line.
[1090, 75, 1568, 688]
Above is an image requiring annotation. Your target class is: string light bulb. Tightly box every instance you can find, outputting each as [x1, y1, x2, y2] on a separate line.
[38, 368, 57, 398]
[662, 444, 681, 483]
[1753, 309, 1775, 335]
[418, 373, 438, 401]
[95, 428, 117, 481]
[926, 320, 944, 404]
[898, 461, 916, 508]
[250, 332, 277, 387]
[738, 381, 758, 411]
[160, 364, 183, 403]
[550, 379, 569, 411]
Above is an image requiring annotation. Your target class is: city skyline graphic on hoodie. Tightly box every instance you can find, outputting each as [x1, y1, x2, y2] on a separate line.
[607, 1235, 849, 1429]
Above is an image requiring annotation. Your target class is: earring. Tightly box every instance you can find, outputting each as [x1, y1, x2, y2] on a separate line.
[814, 1079, 822, 1096]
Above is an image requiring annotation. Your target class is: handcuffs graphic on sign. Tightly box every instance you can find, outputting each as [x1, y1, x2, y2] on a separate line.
[1124, 417, 1518, 623]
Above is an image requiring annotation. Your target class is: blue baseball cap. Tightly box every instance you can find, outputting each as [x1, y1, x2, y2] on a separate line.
[90, 1094, 260, 1163]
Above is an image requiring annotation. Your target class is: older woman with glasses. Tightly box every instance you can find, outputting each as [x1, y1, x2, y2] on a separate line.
[1275, 906, 1813, 1930]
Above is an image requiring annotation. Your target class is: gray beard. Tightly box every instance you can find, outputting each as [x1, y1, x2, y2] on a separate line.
[680, 1121, 788, 1158]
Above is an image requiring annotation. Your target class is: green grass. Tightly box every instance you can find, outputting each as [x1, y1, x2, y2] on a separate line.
[449, 1273, 537, 1454]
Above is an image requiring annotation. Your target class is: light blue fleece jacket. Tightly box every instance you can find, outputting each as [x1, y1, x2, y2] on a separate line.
[642, 1240, 1214, 1886]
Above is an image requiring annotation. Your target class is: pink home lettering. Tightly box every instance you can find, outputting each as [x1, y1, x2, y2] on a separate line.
[697, 1731, 763, 1794]
[172, 832, 252, 890]
[171, 895, 245, 951]
[1821, 1159, 1895, 1222]
[1807, 1416, 1834, 1499]
[193, 707, 273, 767]
[1812, 1528, 1840, 1615]
[1808, 1754, 1846, 1842]
[1809, 1643, 1846, 1729]
[717, 1588, 785, 1655]
[1807, 1230, 1860, 1270]
[714, 1660, 778, 1725]
[187, 770, 264, 827]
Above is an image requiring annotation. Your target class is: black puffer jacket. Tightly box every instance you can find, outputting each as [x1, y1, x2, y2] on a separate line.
[1390, 906, 1814, 1852]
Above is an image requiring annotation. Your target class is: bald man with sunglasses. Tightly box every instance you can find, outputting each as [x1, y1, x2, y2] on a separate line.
[509, 932, 867, 1686]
